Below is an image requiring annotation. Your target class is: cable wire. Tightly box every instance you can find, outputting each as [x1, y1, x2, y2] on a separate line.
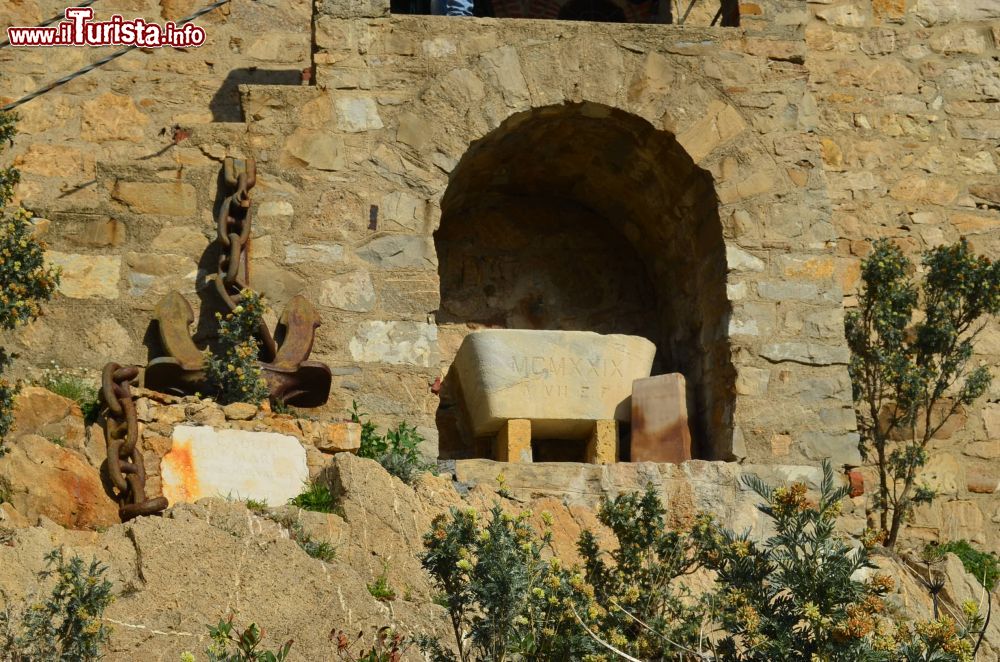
[1, 0, 231, 113]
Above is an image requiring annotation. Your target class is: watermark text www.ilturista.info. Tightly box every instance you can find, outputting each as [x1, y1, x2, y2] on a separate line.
[7, 7, 206, 48]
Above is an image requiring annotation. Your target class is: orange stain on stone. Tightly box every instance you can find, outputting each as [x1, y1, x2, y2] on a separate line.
[162, 438, 199, 504]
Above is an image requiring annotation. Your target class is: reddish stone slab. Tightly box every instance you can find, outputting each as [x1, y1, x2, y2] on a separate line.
[847, 469, 864, 497]
[630, 373, 692, 464]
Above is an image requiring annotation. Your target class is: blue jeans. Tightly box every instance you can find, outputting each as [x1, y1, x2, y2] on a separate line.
[445, 0, 473, 15]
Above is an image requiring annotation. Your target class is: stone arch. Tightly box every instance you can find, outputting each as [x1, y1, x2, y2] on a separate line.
[377, 40, 850, 465]
[433, 101, 736, 460]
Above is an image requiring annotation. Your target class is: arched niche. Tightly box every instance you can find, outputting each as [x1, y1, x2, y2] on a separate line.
[434, 102, 736, 461]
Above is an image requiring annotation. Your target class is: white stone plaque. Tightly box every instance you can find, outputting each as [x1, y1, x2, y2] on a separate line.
[161, 425, 309, 506]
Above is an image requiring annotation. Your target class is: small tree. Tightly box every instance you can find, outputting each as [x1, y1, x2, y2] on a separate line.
[0, 111, 60, 451]
[846, 239, 1000, 548]
[419, 505, 594, 661]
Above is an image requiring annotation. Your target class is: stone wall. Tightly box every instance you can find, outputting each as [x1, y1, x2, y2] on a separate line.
[1, 0, 859, 470]
[0, 0, 996, 541]
[804, 0, 1000, 549]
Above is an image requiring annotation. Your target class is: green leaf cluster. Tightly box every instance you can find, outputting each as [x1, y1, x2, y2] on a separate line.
[351, 401, 432, 484]
[926, 539, 999, 592]
[206, 617, 292, 662]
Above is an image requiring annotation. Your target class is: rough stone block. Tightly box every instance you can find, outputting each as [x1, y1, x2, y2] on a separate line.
[586, 420, 618, 464]
[112, 181, 198, 217]
[315, 422, 362, 454]
[81, 92, 150, 143]
[161, 426, 309, 506]
[454, 330, 656, 439]
[630, 374, 692, 464]
[0, 435, 118, 530]
[494, 419, 532, 463]
[317, 0, 388, 19]
[223, 402, 257, 421]
[967, 467, 998, 494]
[800, 430, 863, 467]
[847, 469, 864, 497]
[46, 252, 121, 300]
[319, 271, 376, 312]
[334, 96, 384, 132]
[348, 321, 438, 367]
[283, 129, 346, 171]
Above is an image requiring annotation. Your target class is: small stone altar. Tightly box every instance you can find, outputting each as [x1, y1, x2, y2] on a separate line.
[453, 330, 657, 463]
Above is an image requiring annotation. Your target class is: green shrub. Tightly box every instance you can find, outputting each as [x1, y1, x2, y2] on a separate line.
[0, 547, 113, 661]
[267, 512, 337, 563]
[351, 401, 431, 484]
[38, 365, 100, 424]
[0, 353, 15, 451]
[204, 289, 270, 406]
[0, 112, 60, 452]
[926, 540, 999, 592]
[205, 616, 292, 662]
[705, 461, 898, 659]
[419, 465, 982, 662]
[419, 505, 596, 661]
[245, 498, 269, 514]
[367, 563, 397, 602]
[578, 486, 718, 659]
[847, 239, 1000, 548]
[289, 480, 337, 513]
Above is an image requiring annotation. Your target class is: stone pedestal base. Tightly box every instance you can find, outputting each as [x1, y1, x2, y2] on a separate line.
[586, 420, 619, 464]
[494, 419, 533, 463]
[492, 418, 618, 464]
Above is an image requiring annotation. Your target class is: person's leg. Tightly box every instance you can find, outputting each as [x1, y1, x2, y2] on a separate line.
[444, 0, 474, 15]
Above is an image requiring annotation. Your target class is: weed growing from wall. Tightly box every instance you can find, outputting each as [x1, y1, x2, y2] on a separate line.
[333, 627, 409, 661]
[351, 401, 432, 484]
[205, 616, 292, 662]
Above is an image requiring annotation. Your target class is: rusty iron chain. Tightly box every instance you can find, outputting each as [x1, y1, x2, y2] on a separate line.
[100, 363, 168, 521]
[213, 157, 277, 361]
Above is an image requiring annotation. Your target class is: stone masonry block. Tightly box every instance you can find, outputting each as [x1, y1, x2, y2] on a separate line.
[316, 0, 388, 19]
[586, 420, 618, 464]
[494, 419, 532, 463]
[631, 374, 692, 464]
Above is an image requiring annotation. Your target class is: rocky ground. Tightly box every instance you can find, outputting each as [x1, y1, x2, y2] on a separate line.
[0, 387, 998, 659]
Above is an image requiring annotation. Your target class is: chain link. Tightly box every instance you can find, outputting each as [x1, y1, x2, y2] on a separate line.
[214, 157, 277, 360]
[100, 363, 168, 521]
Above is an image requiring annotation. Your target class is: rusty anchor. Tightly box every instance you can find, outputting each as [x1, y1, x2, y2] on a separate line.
[145, 156, 332, 408]
[99, 156, 330, 523]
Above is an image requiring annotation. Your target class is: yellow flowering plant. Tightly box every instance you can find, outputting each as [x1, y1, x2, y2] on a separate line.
[418, 504, 595, 661]
[705, 460, 982, 661]
[203, 289, 269, 405]
[0, 112, 60, 452]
